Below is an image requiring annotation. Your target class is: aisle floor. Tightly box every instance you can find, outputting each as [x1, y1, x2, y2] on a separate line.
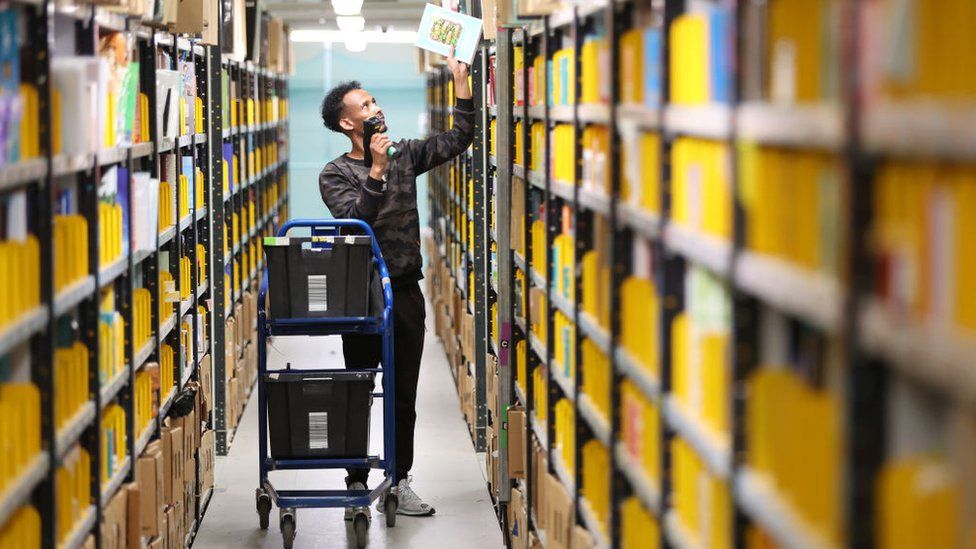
[194, 305, 503, 548]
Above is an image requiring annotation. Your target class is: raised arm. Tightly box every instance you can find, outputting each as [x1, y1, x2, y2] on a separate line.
[408, 50, 476, 174]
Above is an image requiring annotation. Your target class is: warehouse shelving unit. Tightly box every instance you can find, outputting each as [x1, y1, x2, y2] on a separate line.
[0, 1, 289, 546]
[212, 58, 290, 456]
[428, 0, 976, 547]
[426, 58, 489, 452]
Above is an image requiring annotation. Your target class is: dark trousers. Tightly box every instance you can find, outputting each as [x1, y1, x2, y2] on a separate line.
[343, 282, 425, 486]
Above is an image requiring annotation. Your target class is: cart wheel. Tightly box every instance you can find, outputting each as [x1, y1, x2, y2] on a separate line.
[280, 509, 297, 549]
[256, 490, 272, 530]
[384, 494, 398, 527]
[281, 518, 296, 549]
[353, 513, 369, 548]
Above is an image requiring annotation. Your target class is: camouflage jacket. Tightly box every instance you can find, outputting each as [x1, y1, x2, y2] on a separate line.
[319, 98, 475, 284]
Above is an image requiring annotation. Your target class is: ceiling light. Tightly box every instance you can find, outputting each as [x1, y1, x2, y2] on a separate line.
[330, 0, 363, 16]
[345, 33, 367, 52]
[291, 29, 419, 44]
[336, 15, 365, 33]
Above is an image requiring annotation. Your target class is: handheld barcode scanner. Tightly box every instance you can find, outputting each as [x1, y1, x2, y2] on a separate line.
[363, 115, 397, 168]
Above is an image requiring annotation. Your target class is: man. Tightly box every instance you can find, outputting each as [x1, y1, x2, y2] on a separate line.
[318, 51, 474, 518]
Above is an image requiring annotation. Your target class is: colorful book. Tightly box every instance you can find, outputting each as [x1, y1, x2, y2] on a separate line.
[414, 4, 483, 65]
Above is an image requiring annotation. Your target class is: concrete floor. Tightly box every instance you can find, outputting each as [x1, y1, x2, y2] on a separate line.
[193, 309, 503, 549]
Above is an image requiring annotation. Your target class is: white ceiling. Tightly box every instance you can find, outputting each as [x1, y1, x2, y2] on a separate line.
[266, 0, 432, 30]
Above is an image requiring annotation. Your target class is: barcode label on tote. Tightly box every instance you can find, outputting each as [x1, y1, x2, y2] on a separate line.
[308, 412, 329, 449]
[308, 275, 328, 312]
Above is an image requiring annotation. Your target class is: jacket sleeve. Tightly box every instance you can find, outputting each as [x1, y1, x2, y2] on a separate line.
[407, 97, 476, 175]
[318, 162, 385, 225]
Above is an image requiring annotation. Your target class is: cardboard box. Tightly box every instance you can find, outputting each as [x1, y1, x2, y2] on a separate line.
[200, 0, 218, 45]
[175, 0, 205, 33]
[165, 504, 179, 549]
[461, 310, 475, 361]
[224, 317, 237, 377]
[267, 18, 285, 72]
[241, 343, 251, 385]
[496, 0, 514, 26]
[199, 353, 213, 418]
[246, 291, 256, 338]
[508, 487, 528, 549]
[457, 366, 469, 415]
[432, 297, 445, 337]
[425, 267, 435, 299]
[466, 372, 477, 436]
[437, 266, 446, 300]
[161, 426, 185, 506]
[100, 484, 126, 549]
[161, 0, 178, 26]
[572, 525, 595, 549]
[443, 322, 456, 364]
[508, 406, 527, 479]
[460, 366, 469, 418]
[177, 501, 187, 548]
[247, 341, 258, 384]
[441, 302, 452, 345]
[422, 232, 436, 258]
[492, 435, 501, 491]
[480, 0, 497, 40]
[239, 292, 250, 337]
[186, 449, 197, 490]
[171, 405, 197, 461]
[519, 0, 564, 16]
[437, 264, 447, 297]
[199, 430, 215, 495]
[455, 289, 465, 325]
[234, 302, 244, 344]
[226, 376, 239, 431]
[184, 476, 196, 539]
[485, 424, 495, 490]
[532, 441, 548, 531]
[529, 288, 545, 327]
[136, 447, 164, 538]
[546, 474, 573, 549]
[511, 177, 525, 253]
[285, 32, 295, 75]
[460, 369, 476, 427]
[126, 484, 142, 549]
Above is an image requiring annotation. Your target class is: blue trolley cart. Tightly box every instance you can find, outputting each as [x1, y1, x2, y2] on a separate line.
[255, 219, 398, 549]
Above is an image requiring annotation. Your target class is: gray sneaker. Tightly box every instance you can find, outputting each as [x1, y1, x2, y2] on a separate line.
[344, 482, 372, 521]
[385, 477, 435, 517]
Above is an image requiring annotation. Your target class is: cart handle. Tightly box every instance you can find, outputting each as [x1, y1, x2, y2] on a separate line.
[259, 218, 394, 329]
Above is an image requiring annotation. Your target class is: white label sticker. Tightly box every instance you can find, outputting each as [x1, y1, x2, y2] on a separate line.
[308, 275, 328, 312]
[308, 412, 329, 449]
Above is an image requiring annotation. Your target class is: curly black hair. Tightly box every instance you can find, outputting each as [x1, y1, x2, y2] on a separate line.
[320, 80, 362, 133]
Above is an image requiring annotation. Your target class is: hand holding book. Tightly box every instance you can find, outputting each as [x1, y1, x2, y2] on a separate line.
[447, 47, 471, 100]
[414, 4, 482, 66]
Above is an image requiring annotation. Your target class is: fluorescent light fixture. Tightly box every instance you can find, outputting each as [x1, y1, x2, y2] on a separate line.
[336, 15, 365, 33]
[291, 29, 418, 44]
[330, 0, 363, 16]
[345, 34, 367, 52]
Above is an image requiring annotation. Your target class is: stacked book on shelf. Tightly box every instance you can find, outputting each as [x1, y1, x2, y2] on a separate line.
[427, 0, 976, 547]
[0, 0, 291, 546]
